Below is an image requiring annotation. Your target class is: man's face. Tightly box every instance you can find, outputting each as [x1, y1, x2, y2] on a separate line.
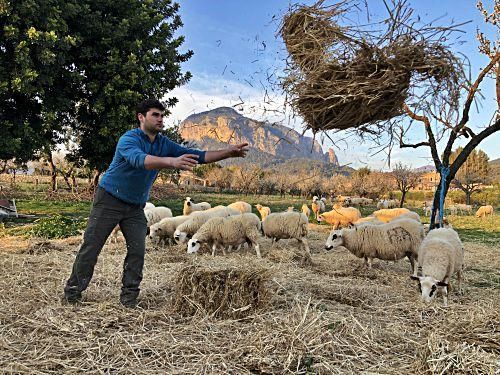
[139, 108, 164, 133]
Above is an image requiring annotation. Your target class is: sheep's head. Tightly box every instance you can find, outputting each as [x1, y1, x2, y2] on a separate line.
[173, 229, 189, 243]
[148, 226, 161, 243]
[317, 214, 325, 222]
[325, 230, 343, 250]
[255, 204, 262, 210]
[313, 196, 319, 202]
[410, 275, 448, 303]
[187, 238, 201, 254]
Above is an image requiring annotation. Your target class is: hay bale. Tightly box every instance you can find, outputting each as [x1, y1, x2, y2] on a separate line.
[280, 2, 462, 133]
[174, 257, 271, 319]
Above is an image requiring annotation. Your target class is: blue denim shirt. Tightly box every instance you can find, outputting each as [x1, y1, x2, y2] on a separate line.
[99, 128, 206, 205]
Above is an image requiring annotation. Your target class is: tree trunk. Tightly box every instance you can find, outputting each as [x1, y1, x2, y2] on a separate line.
[46, 153, 57, 192]
[91, 170, 101, 192]
[465, 191, 471, 205]
[430, 173, 452, 229]
[400, 191, 406, 208]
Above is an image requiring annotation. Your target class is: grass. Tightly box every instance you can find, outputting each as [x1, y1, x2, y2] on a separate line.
[2, 192, 498, 246]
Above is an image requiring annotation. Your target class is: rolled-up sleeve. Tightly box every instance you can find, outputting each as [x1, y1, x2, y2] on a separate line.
[163, 138, 206, 164]
[117, 134, 148, 169]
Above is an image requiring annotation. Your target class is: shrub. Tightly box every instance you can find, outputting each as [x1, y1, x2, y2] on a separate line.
[30, 215, 87, 239]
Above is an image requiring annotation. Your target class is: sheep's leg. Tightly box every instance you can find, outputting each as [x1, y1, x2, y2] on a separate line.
[442, 286, 449, 307]
[211, 244, 218, 257]
[365, 257, 372, 269]
[300, 237, 311, 261]
[222, 245, 227, 256]
[457, 268, 463, 295]
[254, 242, 262, 258]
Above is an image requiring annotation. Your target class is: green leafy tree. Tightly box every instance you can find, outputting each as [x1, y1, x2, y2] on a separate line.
[450, 147, 490, 205]
[67, 0, 193, 188]
[0, 0, 80, 164]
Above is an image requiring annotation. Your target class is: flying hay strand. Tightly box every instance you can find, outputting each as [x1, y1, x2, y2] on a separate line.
[280, 1, 463, 134]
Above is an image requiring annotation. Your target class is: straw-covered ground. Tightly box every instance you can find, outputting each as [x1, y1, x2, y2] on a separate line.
[0, 224, 498, 374]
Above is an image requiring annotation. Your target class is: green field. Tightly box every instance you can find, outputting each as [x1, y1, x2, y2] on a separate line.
[2, 193, 499, 246]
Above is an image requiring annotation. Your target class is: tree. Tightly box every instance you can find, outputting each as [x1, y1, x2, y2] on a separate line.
[394, 2, 499, 228]
[0, 0, 80, 164]
[67, 0, 193, 188]
[450, 147, 490, 204]
[350, 167, 371, 197]
[392, 163, 421, 207]
[205, 166, 233, 192]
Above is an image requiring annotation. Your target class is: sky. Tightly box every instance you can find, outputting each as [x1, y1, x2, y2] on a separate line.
[165, 0, 499, 170]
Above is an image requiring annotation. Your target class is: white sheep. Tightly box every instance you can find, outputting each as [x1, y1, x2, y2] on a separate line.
[325, 218, 425, 273]
[455, 203, 472, 215]
[389, 211, 421, 223]
[255, 204, 271, 220]
[144, 202, 155, 210]
[187, 213, 262, 257]
[286, 206, 295, 212]
[148, 215, 191, 246]
[261, 211, 311, 260]
[353, 216, 384, 226]
[174, 206, 240, 243]
[227, 201, 252, 213]
[301, 204, 311, 218]
[475, 205, 493, 218]
[410, 227, 464, 306]
[183, 197, 211, 215]
[144, 206, 173, 226]
[312, 196, 326, 221]
[317, 205, 361, 229]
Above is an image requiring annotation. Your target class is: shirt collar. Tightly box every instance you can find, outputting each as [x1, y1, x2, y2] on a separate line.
[136, 127, 160, 144]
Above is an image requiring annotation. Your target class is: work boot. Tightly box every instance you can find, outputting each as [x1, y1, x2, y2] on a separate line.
[120, 296, 138, 309]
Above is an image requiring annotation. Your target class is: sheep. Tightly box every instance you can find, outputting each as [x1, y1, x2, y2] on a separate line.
[144, 206, 173, 226]
[317, 205, 361, 229]
[187, 213, 262, 257]
[108, 203, 166, 244]
[148, 215, 191, 246]
[174, 206, 240, 243]
[227, 201, 252, 214]
[372, 208, 412, 223]
[353, 216, 384, 226]
[312, 196, 326, 220]
[255, 204, 271, 220]
[446, 205, 458, 216]
[377, 199, 398, 209]
[301, 204, 311, 218]
[183, 197, 211, 215]
[389, 211, 421, 223]
[455, 203, 472, 215]
[325, 218, 425, 272]
[475, 205, 494, 218]
[410, 228, 464, 306]
[261, 212, 311, 260]
[144, 202, 155, 210]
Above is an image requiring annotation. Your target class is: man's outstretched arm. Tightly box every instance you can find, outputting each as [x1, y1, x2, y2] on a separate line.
[204, 143, 249, 163]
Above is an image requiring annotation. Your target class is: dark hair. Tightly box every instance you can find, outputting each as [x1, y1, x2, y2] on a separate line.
[135, 98, 165, 117]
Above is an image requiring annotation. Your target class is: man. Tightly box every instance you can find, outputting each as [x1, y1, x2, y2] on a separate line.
[64, 98, 249, 308]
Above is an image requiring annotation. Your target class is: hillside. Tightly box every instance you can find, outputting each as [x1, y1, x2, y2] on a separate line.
[179, 107, 341, 171]
[490, 158, 500, 183]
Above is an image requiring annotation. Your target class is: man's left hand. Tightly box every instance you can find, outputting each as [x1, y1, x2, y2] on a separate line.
[228, 143, 249, 158]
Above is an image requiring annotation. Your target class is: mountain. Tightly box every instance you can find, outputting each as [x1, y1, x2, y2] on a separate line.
[179, 107, 339, 168]
[413, 165, 436, 173]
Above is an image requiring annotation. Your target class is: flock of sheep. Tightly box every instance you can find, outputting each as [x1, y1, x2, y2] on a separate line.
[108, 195, 494, 307]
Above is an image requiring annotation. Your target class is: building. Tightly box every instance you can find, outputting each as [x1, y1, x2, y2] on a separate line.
[415, 171, 440, 191]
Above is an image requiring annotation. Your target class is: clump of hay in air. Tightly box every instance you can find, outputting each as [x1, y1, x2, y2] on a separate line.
[174, 257, 272, 319]
[280, 0, 463, 134]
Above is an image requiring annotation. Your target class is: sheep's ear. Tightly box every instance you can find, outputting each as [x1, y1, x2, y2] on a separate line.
[331, 234, 337, 240]
[410, 275, 420, 281]
[436, 281, 448, 287]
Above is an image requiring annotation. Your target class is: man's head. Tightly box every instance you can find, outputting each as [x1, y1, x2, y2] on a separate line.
[136, 99, 166, 134]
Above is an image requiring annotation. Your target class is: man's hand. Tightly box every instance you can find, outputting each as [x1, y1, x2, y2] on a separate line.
[171, 154, 199, 171]
[227, 143, 249, 158]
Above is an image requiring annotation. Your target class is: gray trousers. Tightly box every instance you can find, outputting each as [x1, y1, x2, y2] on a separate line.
[64, 187, 147, 302]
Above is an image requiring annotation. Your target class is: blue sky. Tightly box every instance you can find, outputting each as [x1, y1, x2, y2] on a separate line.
[166, 0, 499, 170]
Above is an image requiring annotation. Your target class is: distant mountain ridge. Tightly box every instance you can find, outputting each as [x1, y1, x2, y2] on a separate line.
[179, 107, 339, 168]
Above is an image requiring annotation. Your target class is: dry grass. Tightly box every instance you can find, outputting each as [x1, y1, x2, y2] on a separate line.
[0, 231, 498, 374]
